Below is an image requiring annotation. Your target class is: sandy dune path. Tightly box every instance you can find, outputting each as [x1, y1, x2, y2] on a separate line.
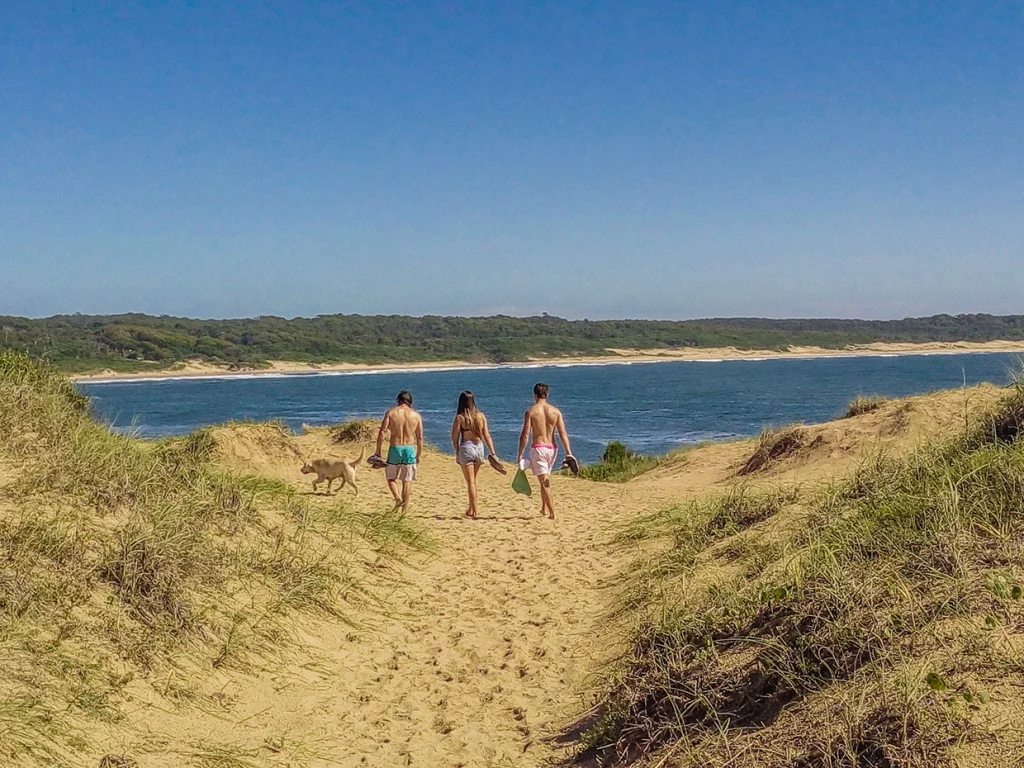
[101, 441, 639, 767]
[278, 453, 632, 767]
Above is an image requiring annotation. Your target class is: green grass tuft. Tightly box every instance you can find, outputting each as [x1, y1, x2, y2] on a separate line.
[964, 375, 1024, 447]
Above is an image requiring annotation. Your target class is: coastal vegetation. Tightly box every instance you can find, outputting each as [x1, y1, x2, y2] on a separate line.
[580, 379, 1024, 767]
[3, 311, 1024, 373]
[580, 441, 661, 483]
[0, 352, 431, 765]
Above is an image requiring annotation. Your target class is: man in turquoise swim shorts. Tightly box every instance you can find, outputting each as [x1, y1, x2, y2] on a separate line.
[373, 390, 423, 511]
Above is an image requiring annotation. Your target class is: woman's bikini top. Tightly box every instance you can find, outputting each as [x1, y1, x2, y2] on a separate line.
[460, 415, 481, 439]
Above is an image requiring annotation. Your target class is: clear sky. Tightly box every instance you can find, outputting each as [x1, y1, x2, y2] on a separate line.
[2, 1, 1022, 320]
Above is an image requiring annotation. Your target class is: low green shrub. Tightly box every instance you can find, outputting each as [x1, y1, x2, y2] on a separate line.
[580, 441, 660, 483]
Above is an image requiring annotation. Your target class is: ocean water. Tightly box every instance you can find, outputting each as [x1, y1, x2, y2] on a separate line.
[79, 353, 1022, 465]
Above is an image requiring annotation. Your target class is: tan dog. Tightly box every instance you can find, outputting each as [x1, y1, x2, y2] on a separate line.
[300, 447, 364, 495]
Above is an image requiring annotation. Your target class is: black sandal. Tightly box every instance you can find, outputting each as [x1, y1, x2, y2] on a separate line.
[561, 455, 580, 476]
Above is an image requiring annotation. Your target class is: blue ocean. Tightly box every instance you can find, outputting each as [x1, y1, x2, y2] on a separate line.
[79, 353, 1022, 465]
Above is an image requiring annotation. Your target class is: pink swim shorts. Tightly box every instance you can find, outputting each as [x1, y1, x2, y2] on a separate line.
[528, 443, 558, 476]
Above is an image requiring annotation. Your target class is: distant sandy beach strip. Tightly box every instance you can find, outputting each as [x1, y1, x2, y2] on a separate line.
[68, 340, 1024, 383]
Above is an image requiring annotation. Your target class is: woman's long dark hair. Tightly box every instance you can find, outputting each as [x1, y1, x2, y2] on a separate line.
[457, 390, 485, 435]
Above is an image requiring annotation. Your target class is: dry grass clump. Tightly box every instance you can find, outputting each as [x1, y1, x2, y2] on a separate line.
[0, 352, 432, 764]
[844, 394, 889, 418]
[738, 426, 806, 476]
[330, 418, 379, 444]
[578, 380, 1024, 767]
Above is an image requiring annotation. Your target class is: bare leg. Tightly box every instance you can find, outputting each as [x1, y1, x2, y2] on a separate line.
[473, 462, 482, 515]
[401, 480, 412, 512]
[539, 474, 554, 519]
[460, 462, 478, 517]
[386, 478, 402, 506]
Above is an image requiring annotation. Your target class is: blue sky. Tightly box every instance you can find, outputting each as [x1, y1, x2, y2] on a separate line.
[2, 1, 1022, 320]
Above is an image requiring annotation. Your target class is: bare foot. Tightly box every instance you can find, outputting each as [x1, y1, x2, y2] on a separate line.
[547, 512, 555, 520]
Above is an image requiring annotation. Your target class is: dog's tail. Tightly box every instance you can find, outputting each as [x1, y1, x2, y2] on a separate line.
[350, 446, 366, 467]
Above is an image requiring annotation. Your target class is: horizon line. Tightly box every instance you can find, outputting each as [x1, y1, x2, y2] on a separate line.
[4, 310, 1023, 324]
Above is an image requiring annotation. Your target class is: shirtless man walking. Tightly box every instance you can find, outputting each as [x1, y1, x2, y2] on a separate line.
[518, 382, 575, 520]
[374, 390, 424, 512]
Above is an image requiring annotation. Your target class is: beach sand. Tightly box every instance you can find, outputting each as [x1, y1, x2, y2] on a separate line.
[69, 340, 1024, 382]
[83, 384, 1006, 766]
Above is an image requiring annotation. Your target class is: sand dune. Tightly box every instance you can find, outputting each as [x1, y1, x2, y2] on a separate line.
[74, 385, 1004, 767]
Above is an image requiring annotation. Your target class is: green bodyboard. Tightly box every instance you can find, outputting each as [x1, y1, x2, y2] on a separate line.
[512, 468, 532, 496]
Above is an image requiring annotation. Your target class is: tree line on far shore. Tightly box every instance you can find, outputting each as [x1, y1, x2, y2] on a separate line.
[2, 311, 1023, 373]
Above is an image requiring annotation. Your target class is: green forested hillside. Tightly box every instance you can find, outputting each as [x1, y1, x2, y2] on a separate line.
[2, 312, 1023, 372]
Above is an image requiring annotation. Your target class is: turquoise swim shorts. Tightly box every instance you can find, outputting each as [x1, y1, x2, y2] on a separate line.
[387, 444, 417, 465]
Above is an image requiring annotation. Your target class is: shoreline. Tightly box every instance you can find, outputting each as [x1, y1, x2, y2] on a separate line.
[69, 340, 1024, 384]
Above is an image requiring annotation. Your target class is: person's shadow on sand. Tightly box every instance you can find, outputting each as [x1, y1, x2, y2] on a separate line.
[415, 514, 540, 522]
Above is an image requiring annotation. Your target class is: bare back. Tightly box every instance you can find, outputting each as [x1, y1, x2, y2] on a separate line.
[527, 402, 562, 445]
[455, 414, 478, 442]
[387, 405, 422, 446]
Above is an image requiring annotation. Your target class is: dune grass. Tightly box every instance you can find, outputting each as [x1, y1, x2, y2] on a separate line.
[330, 418, 379, 444]
[0, 351, 432, 764]
[844, 394, 890, 418]
[611, 486, 800, 618]
[578, 379, 1024, 767]
[580, 441, 660, 483]
[737, 425, 807, 475]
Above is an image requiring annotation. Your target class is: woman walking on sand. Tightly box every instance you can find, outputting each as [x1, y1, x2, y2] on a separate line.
[451, 390, 503, 518]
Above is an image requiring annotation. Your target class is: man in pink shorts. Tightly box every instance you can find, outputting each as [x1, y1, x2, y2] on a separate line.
[517, 382, 575, 519]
